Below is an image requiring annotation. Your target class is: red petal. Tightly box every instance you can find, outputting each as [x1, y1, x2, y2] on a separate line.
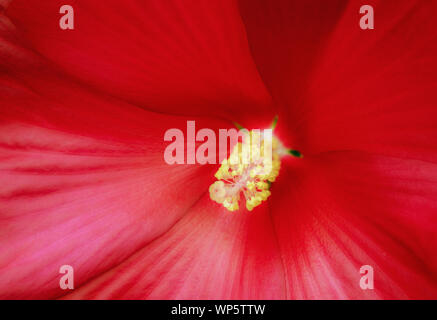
[0, 28, 230, 298]
[238, 0, 347, 146]
[63, 195, 285, 299]
[241, 1, 437, 162]
[0, 0, 11, 11]
[6, 0, 273, 120]
[270, 155, 437, 299]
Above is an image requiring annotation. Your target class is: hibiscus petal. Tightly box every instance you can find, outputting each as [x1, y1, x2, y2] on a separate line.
[270, 155, 437, 299]
[0, 28, 230, 298]
[305, 0, 437, 162]
[63, 195, 285, 299]
[5, 0, 273, 120]
[240, 0, 437, 163]
[0, 0, 11, 11]
[238, 0, 348, 147]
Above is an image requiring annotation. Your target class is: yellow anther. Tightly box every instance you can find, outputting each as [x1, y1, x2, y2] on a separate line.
[209, 181, 227, 204]
[246, 181, 256, 191]
[209, 127, 298, 212]
[256, 181, 268, 189]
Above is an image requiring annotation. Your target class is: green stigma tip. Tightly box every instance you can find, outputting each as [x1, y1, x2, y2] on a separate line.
[233, 122, 245, 130]
[271, 115, 279, 129]
[288, 149, 303, 158]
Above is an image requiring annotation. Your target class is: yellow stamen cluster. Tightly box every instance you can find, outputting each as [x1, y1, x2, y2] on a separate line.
[209, 131, 283, 212]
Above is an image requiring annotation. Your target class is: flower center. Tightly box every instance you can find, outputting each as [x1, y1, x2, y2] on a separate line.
[209, 127, 300, 212]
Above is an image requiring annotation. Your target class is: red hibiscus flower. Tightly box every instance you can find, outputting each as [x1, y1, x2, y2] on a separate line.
[1, 0, 436, 299]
